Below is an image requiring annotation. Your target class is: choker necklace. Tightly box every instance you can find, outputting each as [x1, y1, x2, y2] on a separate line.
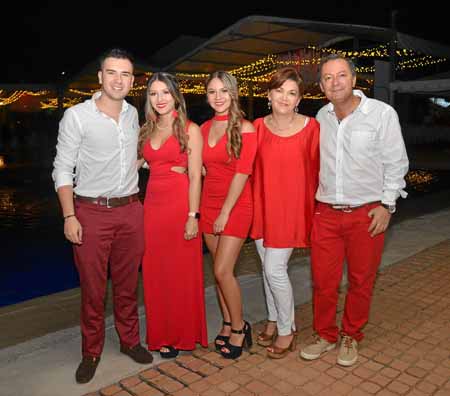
[213, 114, 229, 121]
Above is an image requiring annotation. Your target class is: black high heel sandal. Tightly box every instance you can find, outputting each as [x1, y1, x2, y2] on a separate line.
[214, 321, 231, 351]
[220, 320, 252, 359]
[160, 345, 179, 359]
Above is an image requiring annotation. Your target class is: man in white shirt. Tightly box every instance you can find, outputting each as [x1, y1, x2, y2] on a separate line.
[52, 48, 153, 384]
[300, 54, 409, 367]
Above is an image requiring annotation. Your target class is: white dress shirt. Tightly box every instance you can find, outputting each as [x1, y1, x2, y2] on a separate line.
[52, 92, 140, 198]
[316, 90, 409, 206]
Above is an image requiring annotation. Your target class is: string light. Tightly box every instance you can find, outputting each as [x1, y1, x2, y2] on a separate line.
[1, 45, 447, 108]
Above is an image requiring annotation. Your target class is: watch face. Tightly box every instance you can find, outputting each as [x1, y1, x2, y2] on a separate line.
[382, 204, 396, 214]
[189, 212, 201, 219]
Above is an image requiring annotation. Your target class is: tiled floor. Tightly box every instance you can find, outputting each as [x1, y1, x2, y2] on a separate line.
[84, 239, 450, 396]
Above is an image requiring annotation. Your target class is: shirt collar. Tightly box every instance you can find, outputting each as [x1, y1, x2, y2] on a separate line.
[327, 89, 370, 117]
[90, 91, 130, 114]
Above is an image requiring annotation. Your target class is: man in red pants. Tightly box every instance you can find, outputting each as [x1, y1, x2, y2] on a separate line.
[52, 48, 153, 383]
[300, 54, 409, 367]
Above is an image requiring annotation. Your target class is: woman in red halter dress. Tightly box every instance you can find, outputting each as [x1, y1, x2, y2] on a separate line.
[200, 71, 257, 359]
[138, 72, 207, 358]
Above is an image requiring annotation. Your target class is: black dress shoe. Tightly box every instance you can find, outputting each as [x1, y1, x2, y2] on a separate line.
[75, 356, 100, 384]
[120, 344, 153, 364]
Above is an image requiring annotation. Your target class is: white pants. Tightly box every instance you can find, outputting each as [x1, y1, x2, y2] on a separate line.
[255, 239, 295, 336]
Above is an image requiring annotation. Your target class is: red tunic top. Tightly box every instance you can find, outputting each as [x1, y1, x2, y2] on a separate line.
[200, 119, 257, 238]
[251, 117, 320, 248]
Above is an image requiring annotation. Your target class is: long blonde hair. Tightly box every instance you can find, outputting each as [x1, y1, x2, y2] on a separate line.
[138, 72, 188, 157]
[205, 71, 244, 158]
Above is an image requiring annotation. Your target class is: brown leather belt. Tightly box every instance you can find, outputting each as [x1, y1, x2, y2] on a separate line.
[75, 193, 139, 208]
[323, 201, 380, 213]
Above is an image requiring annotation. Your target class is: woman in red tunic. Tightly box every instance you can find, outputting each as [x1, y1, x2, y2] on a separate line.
[200, 71, 257, 359]
[251, 66, 320, 359]
[138, 72, 207, 358]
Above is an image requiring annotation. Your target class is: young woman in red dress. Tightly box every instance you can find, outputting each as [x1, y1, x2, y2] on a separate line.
[200, 71, 257, 359]
[251, 66, 320, 359]
[138, 72, 207, 358]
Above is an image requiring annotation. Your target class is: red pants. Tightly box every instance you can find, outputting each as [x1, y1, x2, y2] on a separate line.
[73, 200, 144, 357]
[311, 202, 384, 342]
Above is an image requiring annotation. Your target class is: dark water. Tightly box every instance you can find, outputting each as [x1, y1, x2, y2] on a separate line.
[1, 153, 450, 307]
[0, 159, 150, 308]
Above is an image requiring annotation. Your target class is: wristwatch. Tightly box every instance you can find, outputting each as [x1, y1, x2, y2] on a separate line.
[381, 203, 396, 214]
[188, 211, 201, 220]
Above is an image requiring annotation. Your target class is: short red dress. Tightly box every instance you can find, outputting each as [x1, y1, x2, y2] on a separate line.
[142, 130, 208, 351]
[200, 119, 257, 238]
[250, 117, 320, 248]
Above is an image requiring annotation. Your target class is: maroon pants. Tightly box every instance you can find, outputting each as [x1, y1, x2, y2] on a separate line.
[73, 200, 144, 357]
[311, 202, 385, 343]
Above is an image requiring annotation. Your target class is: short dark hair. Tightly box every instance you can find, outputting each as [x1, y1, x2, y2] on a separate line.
[318, 53, 356, 81]
[99, 48, 134, 70]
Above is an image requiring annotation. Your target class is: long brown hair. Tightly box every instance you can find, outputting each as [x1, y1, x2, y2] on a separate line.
[138, 72, 188, 157]
[205, 71, 244, 158]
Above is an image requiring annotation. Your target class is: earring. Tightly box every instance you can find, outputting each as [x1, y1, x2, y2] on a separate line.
[268, 100, 272, 110]
[294, 106, 298, 113]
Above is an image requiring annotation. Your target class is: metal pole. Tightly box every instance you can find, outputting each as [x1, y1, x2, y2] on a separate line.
[389, 9, 398, 106]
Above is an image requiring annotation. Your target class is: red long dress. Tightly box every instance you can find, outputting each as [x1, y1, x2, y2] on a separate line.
[142, 133, 208, 351]
[200, 120, 257, 238]
[251, 117, 320, 248]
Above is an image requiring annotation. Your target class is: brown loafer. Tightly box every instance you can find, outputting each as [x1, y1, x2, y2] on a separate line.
[75, 356, 100, 384]
[120, 344, 153, 364]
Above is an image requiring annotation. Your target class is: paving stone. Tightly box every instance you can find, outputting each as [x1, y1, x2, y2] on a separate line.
[99, 384, 122, 396]
[217, 380, 240, 393]
[86, 240, 450, 396]
[387, 380, 411, 394]
[120, 375, 142, 388]
[359, 381, 382, 394]
[179, 371, 203, 385]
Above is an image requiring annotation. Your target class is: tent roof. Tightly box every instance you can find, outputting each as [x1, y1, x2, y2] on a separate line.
[162, 15, 450, 75]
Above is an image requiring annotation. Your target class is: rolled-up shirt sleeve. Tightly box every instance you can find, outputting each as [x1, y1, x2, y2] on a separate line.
[52, 108, 83, 191]
[380, 107, 409, 204]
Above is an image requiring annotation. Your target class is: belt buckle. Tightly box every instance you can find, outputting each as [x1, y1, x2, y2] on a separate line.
[331, 204, 353, 213]
[106, 197, 113, 208]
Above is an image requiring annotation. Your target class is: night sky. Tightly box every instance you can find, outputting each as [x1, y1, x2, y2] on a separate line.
[4, 2, 450, 84]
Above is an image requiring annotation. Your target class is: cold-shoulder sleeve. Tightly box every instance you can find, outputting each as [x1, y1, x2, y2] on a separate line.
[235, 132, 257, 175]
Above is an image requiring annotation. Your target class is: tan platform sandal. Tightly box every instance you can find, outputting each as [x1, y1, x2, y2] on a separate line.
[267, 331, 298, 359]
[256, 320, 277, 347]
